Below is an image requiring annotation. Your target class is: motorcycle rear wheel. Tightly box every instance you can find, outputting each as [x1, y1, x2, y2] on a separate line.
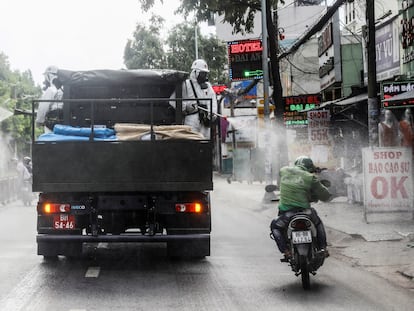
[300, 255, 310, 290]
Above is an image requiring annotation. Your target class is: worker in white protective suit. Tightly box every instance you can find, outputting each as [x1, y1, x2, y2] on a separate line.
[35, 65, 63, 133]
[171, 59, 217, 138]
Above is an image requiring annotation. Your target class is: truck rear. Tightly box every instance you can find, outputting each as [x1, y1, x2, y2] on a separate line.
[32, 69, 213, 258]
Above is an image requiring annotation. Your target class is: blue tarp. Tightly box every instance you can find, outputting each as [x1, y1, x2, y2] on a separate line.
[54, 124, 115, 138]
[38, 125, 117, 141]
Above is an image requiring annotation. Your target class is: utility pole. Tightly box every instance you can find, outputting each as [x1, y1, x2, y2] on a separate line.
[261, 0, 272, 186]
[195, 23, 199, 59]
[366, 0, 379, 146]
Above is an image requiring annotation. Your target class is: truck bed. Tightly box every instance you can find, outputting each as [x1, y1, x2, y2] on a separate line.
[32, 140, 213, 192]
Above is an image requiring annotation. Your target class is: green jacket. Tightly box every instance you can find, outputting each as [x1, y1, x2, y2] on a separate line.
[278, 165, 331, 212]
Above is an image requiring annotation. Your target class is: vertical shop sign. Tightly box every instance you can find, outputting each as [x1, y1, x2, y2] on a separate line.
[375, 17, 400, 81]
[307, 110, 330, 145]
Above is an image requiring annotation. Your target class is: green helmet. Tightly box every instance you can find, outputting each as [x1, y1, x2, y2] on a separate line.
[294, 156, 316, 172]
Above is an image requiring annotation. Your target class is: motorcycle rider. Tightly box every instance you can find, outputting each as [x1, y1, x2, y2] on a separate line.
[270, 156, 332, 259]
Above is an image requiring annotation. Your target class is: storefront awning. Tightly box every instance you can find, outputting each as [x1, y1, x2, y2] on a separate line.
[381, 89, 414, 103]
[300, 93, 367, 112]
[334, 93, 367, 106]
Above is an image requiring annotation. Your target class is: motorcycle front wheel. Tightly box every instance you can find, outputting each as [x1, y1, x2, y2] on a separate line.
[299, 255, 310, 290]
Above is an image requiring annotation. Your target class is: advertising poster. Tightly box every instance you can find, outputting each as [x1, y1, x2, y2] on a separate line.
[363, 147, 413, 212]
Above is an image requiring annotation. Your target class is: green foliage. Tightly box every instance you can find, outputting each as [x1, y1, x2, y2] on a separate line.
[177, 0, 282, 34]
[132, 0, 284, 84]
[197, 35, 227, 84]
[165, 23, 196, 72]
[124, 15, 167, 69]
[165, 23, 227, 83]
[125, 10, 228, 83]
[0, 52, 41, 157]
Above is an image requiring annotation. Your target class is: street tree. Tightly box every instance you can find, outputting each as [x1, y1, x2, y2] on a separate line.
[165, 23, 198, 73]
[165, 23, 227, 83]
[124, 15, 167, 69]
[198, 35, 227, 84]
[0, 52, 41, 157]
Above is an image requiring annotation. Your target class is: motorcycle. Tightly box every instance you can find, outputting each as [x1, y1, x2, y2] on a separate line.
[277, 178, 331, 290]
[280, 209, 326, 290]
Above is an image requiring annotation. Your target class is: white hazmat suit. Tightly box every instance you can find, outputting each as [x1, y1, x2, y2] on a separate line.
[35, 66, 63, 132]
[171, 59, 217, 138]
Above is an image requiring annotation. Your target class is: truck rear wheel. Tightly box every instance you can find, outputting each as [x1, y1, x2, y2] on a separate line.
[167, 237, 210, 259]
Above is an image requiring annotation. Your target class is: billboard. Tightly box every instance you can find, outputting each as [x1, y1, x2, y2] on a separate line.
[223, 80, 257, 108]
[318, 11, 342, 90]
[227, 39, 263, 81]
[375, 17, 400, 81]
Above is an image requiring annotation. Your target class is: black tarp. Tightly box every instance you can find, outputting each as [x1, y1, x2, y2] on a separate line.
[53, 69, 189, 126]
[57, 69, 188, 87]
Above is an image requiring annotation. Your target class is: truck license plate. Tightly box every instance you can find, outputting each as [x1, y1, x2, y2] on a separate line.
[292, 230, 312, 244]
[53, 214, 75, 229]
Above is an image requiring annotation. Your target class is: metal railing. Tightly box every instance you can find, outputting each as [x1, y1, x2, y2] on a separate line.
[31, 98, 214, 142]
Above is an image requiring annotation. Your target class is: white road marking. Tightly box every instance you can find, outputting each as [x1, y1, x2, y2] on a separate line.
[85, 266, 100, 278]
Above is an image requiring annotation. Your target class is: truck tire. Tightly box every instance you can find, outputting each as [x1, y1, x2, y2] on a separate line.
[167, 237, 210, 259]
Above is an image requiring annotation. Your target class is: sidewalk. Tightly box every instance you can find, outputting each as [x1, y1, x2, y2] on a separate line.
[316, 198, 414, 289]
[214, 174, 414, 290]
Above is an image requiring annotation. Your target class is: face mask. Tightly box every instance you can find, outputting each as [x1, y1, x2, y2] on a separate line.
[197, 71, 208, 85]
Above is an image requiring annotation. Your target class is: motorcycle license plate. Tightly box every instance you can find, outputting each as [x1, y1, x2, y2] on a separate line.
[292, 230, 312, 244]
[53, 214, 75, 229]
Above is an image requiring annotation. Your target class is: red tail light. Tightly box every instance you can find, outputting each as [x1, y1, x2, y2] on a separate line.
[291, 219, 310, 230]
[175, 203, 203, 213]
[42, 203, 71, 214]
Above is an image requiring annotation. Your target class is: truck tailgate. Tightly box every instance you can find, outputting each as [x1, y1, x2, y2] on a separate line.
[32, 140, 213, 192]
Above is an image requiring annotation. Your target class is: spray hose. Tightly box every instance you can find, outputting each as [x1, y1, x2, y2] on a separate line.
[197, 105, 227, 119]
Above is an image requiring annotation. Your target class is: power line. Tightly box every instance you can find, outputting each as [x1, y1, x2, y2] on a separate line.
[286, 57, 318, 74]
[279, 0, 347, 60]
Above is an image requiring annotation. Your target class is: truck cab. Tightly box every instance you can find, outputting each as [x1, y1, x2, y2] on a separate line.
[32, 69, 213, 258]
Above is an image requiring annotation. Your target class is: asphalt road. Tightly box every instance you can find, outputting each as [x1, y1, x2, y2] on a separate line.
[0, 179, 413, 311]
